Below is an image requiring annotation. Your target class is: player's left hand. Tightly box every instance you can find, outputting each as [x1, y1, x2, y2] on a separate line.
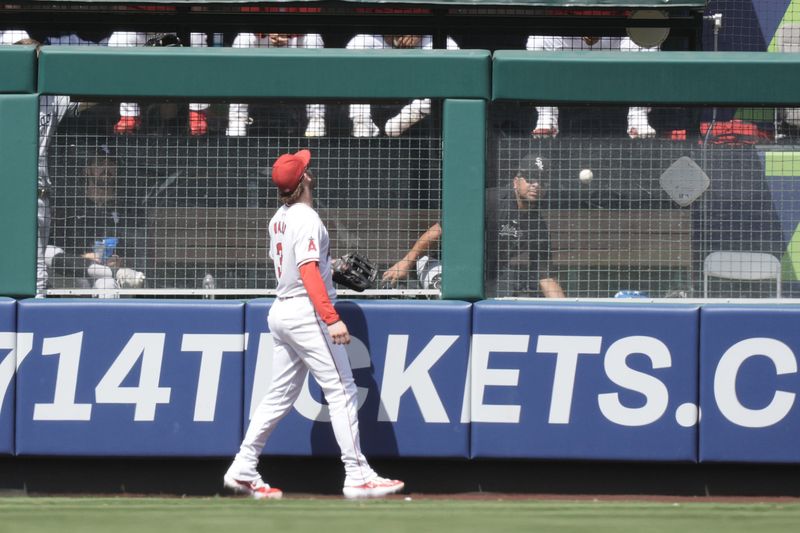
[328, 320, 351, 345]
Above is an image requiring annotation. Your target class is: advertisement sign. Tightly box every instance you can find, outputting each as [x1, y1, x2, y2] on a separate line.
[700, 305, 800, 463]
[244, 299, 472, 458]
[470, 301, 700, 461]
[0, 298, 16, 454]
[16, 300, 245, 456]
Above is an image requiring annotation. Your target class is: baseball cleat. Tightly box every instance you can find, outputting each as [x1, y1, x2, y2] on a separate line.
[189, 110, 208, 136]
[223, 474, 283, 500]
[114, 116, 141, 135]
[304, 117, 326, 137]
[352, 119, 380, 138]
[342, 477, 404, 499]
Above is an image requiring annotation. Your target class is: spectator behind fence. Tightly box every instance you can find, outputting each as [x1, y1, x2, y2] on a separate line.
[45, 32, 111, 46]
[12, 37, 84, 297]
[526, 36, 658, 139]
[108, 31, 210, 136]
[382, 154, 565, 298]
[1, 30, 30, 44]
[486, 155, 565, 298]
[51, 154, 145, 296]
[227, 33, 326, 137]
[346, 34, 459, 137]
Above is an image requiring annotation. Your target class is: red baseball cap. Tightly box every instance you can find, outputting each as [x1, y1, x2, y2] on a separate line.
[271, 149, 312, 193]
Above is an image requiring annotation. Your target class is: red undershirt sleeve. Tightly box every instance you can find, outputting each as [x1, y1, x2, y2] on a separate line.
[299, 261, 340, 325]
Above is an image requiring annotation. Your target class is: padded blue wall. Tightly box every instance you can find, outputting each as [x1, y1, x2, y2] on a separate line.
[15, 299, 244, 456]
[244, 299, 472, 458]
[470, 301, 699, 461]
[4, 299, 800, 463]
[700, 305, 800, 463]
[0, 297, 16, 455]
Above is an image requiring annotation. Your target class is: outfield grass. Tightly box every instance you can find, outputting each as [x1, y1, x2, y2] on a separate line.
[1, 497, 800, 533]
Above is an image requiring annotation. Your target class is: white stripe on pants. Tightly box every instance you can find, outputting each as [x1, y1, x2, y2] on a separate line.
[228, 297, 375, 485]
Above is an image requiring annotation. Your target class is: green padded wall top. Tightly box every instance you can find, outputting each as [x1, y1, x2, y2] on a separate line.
[0, 94, 38, 297]
[39, 47, 490, 100]
[0, 45, 36, 94]
[493, 51, 800, 105]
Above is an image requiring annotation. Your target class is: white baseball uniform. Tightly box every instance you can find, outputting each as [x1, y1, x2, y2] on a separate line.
[346, 34, 460, 137]
[526, 35, 657, 138]
[226, 33, 325, 137]
[226, 202, 377, 487]
[108, 31, 209, 118]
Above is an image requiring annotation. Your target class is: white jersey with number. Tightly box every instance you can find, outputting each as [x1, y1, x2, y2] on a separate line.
[269, 203, 336, 299]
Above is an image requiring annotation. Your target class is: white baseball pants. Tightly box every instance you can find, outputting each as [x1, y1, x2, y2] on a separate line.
[227, 297, 376, 486]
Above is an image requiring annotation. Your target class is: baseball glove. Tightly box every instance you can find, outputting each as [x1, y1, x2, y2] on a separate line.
[332, 253, 377, 292]
[145, 33, 182, 47]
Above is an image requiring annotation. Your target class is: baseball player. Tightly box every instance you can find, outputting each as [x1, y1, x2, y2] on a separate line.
[526, 35, 658, 139]
[227, 33, 326, 137]
[107, 31, 210, 135]
[346, 34, 459, 137]
[223, 149, 404, 500]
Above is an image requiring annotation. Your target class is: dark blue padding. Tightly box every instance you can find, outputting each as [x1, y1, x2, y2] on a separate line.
[699, 305, 800, 463]
[471, 301, 699, 462]
[16, 299, 244, 456]
[244, 299, 471, 459]
[0, 297, 16, 455]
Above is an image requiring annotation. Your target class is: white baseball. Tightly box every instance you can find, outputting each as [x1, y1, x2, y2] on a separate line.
[579, 169, 593, 184]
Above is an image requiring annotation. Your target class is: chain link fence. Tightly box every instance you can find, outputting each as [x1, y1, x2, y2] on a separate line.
[8, 1, 800, 299]
[487, 102, 800, 300]
[42, 97, 442, 298]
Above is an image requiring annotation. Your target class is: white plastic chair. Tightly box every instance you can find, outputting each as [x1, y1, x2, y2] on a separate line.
[703, 251, 782, 298]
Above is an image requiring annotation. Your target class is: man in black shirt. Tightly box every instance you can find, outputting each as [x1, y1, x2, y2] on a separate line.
[486, 155, 565, 298]
[383, 155, 565, 298]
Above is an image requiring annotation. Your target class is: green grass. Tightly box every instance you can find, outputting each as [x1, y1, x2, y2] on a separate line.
[1, 497, 800, 533]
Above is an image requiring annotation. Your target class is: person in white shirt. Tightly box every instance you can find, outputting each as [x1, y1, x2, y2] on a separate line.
[526, 35, 658, 139]
[346, 34, 460, 137]
[226, 33, 326, 137]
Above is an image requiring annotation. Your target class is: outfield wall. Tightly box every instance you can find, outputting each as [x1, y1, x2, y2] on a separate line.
[2, 47, 800, 463]
[4, 47, 800, 298]
[2, 298, 800, 463]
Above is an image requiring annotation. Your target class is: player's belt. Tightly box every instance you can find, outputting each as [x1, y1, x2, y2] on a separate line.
[277, 295, 299, 301]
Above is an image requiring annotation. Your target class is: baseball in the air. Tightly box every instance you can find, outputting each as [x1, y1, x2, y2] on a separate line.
[579, 168, 594, 184]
